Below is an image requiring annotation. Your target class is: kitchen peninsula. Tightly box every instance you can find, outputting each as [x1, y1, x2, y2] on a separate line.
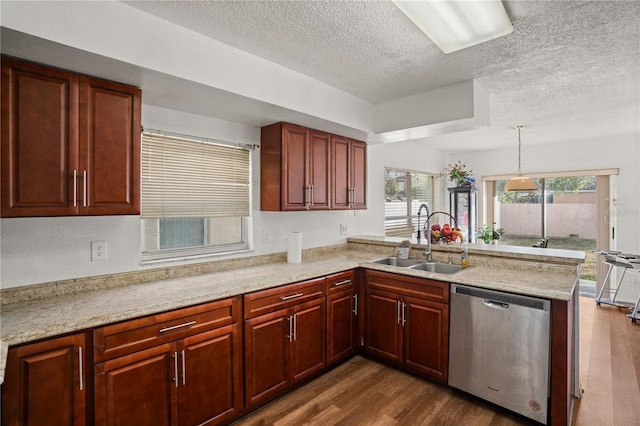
[0, 236, 584, 425]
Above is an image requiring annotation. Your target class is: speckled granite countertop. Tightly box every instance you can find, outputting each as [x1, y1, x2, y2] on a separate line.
[0, 236, 584, 384]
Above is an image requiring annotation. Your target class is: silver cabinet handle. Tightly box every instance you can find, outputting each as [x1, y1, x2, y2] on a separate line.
[83, 170, 87, 207]
[181, 349, 186, 386]
[352, 293, 358, 316]
[173, 352, 179, 388]
[397, 300, 401, 325]
[334, 279, 351, 287]
[287, 315, 293, 342]
[351, 187, 356, 207]
[160, 321, 196, 333]
[304, 185, 311, 207]
[310, 185, 314, 206]
[280, 293, 303, 301]
[293, 314, 297, 341]
[78, 346, 84, 391]
[402, 302, 407, 326]
[73, 170, 77, 207]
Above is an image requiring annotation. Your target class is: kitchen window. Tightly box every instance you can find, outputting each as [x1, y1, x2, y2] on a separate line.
[141, 131, 251, 262]
[385, 168, 440, 238]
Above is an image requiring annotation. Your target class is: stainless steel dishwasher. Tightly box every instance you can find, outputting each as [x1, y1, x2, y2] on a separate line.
[449, 284, 551, 425]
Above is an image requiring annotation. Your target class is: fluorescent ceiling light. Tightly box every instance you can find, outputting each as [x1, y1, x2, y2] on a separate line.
[393, 0, 513, 54]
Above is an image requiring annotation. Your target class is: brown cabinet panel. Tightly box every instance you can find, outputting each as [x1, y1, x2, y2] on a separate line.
[282, 123, 308, 210]
[1, 57, 141, 218]
[308, 129, 331, 209]
[365, 288, 403, 364]
[94, 343, 177, 426]
[290, 299, 325, 382]
[1, 333, 87, 426]
[1, 57, 80, 217]
[260, 122, 364, 211]
[327, 291, 356, 365]
[79, 77, 140, 215]
[244, 278, 327, 409]
[94, 297, 239, 363]
[403, 296, 449, 383]
[350, 140, 367, 209]
[244, 308, 289, 407]
[326, 270, 357, 365]
[331, 136, 367, 210]
[364, 270, 449, 383]
[330, 135, 350, 209]
[179, 324, 243, 426]
[244, 277, 325, 319]
[94, 297, 242, 426]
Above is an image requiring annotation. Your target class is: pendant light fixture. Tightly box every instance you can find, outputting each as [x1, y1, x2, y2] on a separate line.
[504, 125, 537, 192]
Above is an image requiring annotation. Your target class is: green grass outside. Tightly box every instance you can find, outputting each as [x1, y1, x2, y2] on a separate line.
[497, 236, 596, 281]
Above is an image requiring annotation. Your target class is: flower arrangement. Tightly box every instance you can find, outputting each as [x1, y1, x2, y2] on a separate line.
[444, 160, 472, 185]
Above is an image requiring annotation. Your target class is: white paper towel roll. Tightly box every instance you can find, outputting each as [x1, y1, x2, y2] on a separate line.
[287, 232, 302, 263]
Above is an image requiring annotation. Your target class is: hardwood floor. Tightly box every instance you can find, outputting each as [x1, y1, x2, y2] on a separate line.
[233, 296, 640, 426]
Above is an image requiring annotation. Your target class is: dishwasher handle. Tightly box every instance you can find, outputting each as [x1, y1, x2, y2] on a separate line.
[483, 299, 509, 309]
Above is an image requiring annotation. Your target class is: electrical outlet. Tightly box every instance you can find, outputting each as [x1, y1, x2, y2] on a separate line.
[262, 229, 272, 244]
[91, 240, 107, 261]
[340, 224, 348, 235]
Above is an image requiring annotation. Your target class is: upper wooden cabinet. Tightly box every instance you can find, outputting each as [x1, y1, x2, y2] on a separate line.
[331, 136, 367, 210]
[260, 122, 366, 211]
[260, 122, 330, 211]
[1, 57, 141, 217]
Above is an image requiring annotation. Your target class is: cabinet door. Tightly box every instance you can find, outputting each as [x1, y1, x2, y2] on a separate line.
[281, 123, 308, 210]
[326, 289, 356, 365]
[307, 129, 331, 210]
[365, 288, 402, 364]
[94, 343, 177, 426]
[350, 140, 367, 209]
[403, 296, 449, 383]
[290, 298, 326, 383]
[79, 76, 140, 215]
[330, 135, 350, 209]
[1, 333, 86, 426]
[244, 308, 289, 408]
[178, 324, 243, 426]
[1, 57, 80, 217]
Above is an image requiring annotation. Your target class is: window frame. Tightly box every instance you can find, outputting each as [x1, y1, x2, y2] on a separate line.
[140, 130, 253, 264]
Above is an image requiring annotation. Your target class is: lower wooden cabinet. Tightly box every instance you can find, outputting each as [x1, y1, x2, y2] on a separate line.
[326, 270, 358, 365]
[93, 297, 243, 426]
[1, 333, 87, 426]
[364, 270, 449, 384]
[244, 278, 326, 408]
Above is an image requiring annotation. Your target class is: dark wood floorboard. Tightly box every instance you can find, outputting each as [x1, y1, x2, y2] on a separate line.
[233, 296, 640, 426]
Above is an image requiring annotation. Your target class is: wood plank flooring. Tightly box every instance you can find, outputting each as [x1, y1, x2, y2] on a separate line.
[233, 296, 640, 426]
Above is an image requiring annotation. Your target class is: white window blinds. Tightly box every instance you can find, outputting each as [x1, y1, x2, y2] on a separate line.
[141, 132, 250, 218]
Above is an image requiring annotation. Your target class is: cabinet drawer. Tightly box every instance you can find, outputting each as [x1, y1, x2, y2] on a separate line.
[94, 296, 240, 362]
[366, 270, 449, 304]
[326, 270, 355, 294]
[244, 277, 325, 319]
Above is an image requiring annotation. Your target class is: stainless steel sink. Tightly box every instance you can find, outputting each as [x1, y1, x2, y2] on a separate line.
[409, 262, 465, 274]
[369, 257, 422, 267]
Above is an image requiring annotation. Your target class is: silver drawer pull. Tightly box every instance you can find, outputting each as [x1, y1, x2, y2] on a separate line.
[160, 321, 196, 333]
[280, 293, 304, 301]
[333, 279, 351, 287]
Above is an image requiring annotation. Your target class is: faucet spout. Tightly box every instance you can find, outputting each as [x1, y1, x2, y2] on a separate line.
[416, 203, 431, 261]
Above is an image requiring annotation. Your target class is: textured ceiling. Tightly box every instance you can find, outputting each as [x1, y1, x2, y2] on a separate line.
[123, 1, 640, 150]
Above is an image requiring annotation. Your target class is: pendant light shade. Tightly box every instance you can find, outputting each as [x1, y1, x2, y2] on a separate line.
[504, 126, 537, 192]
